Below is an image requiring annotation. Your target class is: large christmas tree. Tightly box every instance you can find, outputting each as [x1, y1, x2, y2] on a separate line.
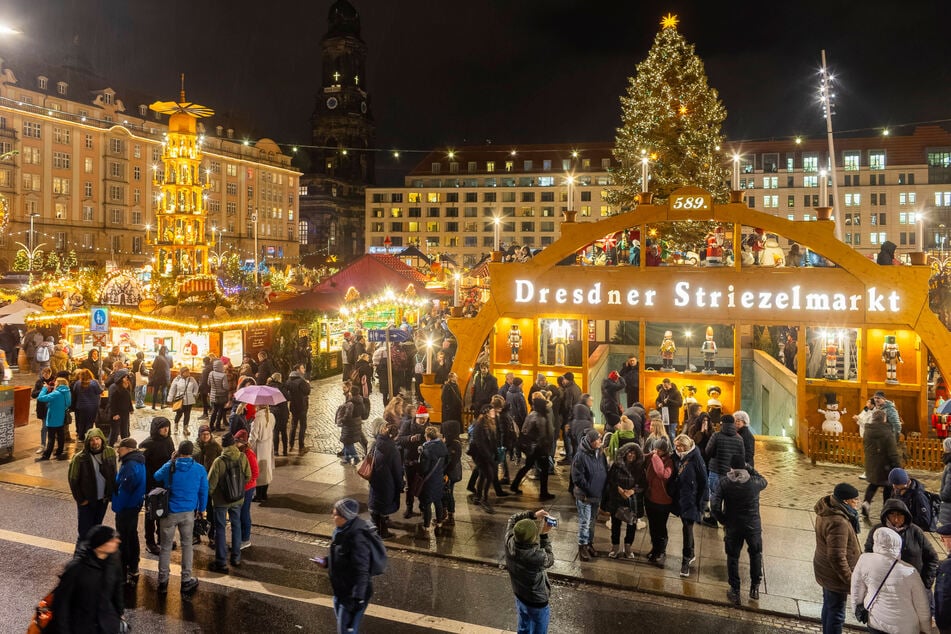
[612, 14, 728, 213]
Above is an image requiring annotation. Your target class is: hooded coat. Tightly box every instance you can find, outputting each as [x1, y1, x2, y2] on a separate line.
[705, 418, 747, 476]
[328, 516, 374, 606]
[250, 407, 275, 486]
[37, 384, 72, 428]
[207, 445, 250, 508]
[504, 510, 555, 607]
[600, 374, 626, 430]
[368, 433, 403, 515]
[813, 494, 862, 594]
[50, 543, 125, 634]
[418, 438, 449, 504]
[68, 428, 117, 504]
[571, 433, 608, 503]
[112, 450, 147, 513]
[285, 369, 311, 415]
[876, 240, 898, 265]
[864, 498, 938, 588]
[441, 381, 463, 425]
[139, 418, 175, 490]
[154, 455, 209, 514]
[711, 465, 767, 533]
[569, 401, 594, 444]
[863, 417, 901, 486]
[851, 528, 931, 634]
[602, 442, 646, 516]
[673, 445, 708, 522]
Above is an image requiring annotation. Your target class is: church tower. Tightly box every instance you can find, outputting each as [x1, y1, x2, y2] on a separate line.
[299, 0, 374, 262]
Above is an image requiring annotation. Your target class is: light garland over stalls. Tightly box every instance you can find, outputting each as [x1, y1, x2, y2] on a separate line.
[338, 287, 430, 318]
[25, 309, 281, 333]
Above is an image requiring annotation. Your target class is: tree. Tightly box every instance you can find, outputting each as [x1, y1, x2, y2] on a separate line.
[31, 249, 45, 271]
[13, 249, 29, 272]
[611, 14, 728, 248]
[44, 250, 60, 272]
[63, 250, 79, 270]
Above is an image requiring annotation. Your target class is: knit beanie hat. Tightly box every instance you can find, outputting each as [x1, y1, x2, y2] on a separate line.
[198, 424, 211, 436]
[334, 498, 360, 520]
[585, 429, 601, 444]
[729, 454, 747, 470]
[833, 482, 859, 501]
[85, 525, 117, 550]
[234, 429, 249, 443]
[513, 518, 539, 544]
[888, 468, 910, 486]
[221, 433, 235, 448]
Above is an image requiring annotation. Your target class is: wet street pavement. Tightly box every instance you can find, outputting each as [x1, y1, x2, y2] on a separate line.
[1, 371, 939, 631]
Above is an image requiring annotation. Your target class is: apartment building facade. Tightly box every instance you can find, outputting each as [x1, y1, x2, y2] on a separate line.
[0, 56, 300, 272]
[366, 126, 951, 267]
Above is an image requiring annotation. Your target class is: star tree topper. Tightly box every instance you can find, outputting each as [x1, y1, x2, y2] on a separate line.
[660, 13, 679, 29]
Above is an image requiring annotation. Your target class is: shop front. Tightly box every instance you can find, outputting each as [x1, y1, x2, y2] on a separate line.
[423, 187, 948, 451]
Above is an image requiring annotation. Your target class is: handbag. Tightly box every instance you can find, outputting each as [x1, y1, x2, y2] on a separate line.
[357, 449, 375, 481]
[27, 590, 54, 633]
[614, 498, 637, 525]
[145, 461, 174, 521]
[411, 457, 443, 497]
[856, 558, 899, 624]
[171, 397, 183, 412]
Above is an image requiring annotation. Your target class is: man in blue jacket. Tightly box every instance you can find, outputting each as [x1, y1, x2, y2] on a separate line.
[154, 439, 208, 596]
[113, 437, 146, 586]
[571, 429, 607, 562]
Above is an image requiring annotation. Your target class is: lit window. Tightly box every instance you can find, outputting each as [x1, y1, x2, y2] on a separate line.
[843, 151, 860, 171]
[803, 176, 818, 188]
[802, 154, 818, 172]
[869, 151, 886, 171]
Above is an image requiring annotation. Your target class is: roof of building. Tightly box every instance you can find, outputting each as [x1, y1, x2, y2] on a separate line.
[407, 142, 616, 176]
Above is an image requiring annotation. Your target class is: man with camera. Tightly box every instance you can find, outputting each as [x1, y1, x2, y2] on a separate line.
[504, 509, 556, 633]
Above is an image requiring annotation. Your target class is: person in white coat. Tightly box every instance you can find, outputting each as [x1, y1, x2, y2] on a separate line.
[250, 405, 275, 502]
[851, 527, 931, 634]
[167, 367, 199, 436]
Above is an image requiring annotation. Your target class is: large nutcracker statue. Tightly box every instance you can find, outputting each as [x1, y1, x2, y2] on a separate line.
[507, 324, 522, 365]
[824, 331, 841, 380]
[700, 326, 717, 374]
[882, 335, 903, 385]
[659, 330, 676, 370]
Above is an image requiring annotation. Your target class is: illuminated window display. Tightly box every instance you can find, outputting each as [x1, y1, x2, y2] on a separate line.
[806, 327, 858, 381]
[538, 318, 582, 367]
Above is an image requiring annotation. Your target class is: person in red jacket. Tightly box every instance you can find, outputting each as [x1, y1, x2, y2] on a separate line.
[234, 429, 259, 550]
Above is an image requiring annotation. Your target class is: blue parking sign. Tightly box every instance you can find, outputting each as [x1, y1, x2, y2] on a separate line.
[90, 307, 110, 333]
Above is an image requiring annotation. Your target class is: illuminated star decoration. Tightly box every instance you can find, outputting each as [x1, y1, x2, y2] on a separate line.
[660, 13, 679, 29]
[679, 104, 688, 115]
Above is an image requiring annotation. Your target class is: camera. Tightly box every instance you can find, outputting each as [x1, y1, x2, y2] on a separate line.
[544, 516, 558, 528]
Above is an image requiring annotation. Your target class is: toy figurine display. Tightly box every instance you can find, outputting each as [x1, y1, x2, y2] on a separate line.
[707, 385, 723, 426]
[660, 330, 676, 370]
[682, 385, 698, 418]
[507, 324, 522, 365]
[549, 320, 571, 366]
[818, 393, 846, 434]
[824, 331, 840, 380]
[700, 326, 717, 374]
[705, 226, 724, 266]
[882, 335, 903, 385]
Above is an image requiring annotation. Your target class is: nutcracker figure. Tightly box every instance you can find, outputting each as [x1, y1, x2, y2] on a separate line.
[700, 326, 718, 374]
[707, 385, 723, 426]
[660, 330, 676, 370]
[705, 226, 724, 266]
[818, 393, 846, 434]
[882, 335, 903, 385]
[507, 324, 523, 365]
[824, 331, 841, 380]
[683, 384, 698, 419]
[549, 320, 571, 366]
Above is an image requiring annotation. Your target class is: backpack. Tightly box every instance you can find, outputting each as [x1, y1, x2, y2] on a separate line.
[364, 526, 388, 576]
[220, 455, 246, 504]
[35, 345, 50, 362]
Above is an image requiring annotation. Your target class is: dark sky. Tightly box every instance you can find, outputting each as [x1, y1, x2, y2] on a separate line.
[2, 1, 949, 184]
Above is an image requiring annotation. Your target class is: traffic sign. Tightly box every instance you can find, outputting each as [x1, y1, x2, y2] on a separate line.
[92, 333, 108, 347]
[90, 306, 110, 333]
[367, 329, 410, 344]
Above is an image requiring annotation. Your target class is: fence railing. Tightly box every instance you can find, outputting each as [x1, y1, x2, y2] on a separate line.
[808, 428, 945, 472]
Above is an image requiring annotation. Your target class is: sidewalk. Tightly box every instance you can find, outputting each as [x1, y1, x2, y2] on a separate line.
[1, 371, 943, 627]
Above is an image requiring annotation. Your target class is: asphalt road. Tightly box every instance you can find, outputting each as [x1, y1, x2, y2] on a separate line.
[0, 482, 823, 633]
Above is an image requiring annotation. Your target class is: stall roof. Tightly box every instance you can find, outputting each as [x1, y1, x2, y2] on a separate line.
[0, 300, 43, 324]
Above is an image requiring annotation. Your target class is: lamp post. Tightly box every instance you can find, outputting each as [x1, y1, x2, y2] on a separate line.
[565, 174, 575, 212]
[684, 330, 692, 373]
[493, 215, 501, 252]
[211, 226, 225, 267]
[252, 210, 259, 286]
[17, 212, 45, 285]
[453, 272, 461, 306]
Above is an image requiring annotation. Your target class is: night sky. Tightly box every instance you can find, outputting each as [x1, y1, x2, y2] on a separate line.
[2, 1, 949, 184]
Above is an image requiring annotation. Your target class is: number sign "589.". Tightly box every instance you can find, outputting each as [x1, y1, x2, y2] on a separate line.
[670, 194, 711, 211]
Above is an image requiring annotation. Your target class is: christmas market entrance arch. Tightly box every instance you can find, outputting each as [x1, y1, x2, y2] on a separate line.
[426, 187, 948, 450]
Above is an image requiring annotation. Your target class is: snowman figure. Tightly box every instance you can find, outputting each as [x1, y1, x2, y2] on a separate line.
[818, 393, 846, 434]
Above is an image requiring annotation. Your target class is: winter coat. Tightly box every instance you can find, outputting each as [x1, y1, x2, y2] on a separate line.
[705, 418, 747, 476]
[600, 375, 626, 427]
[892, 478, 933, 532]
[250, 408, 275, 487]
[496, 408, 518, 452]
[208, 360, 230, 405]
[79, 351, 102, 381]
[606, 424, 638, 463]
[68, 428, 117, 504]
[149, 353, 170, 387]
[602, 442, 646, 515]
[521, 409, 551, 455]
[685, 415, 714, 457]
[71, 379, 103, 419]
[418, 439, 449, 504]
[207, 445, 251, 508]
[673, 446, 708, 522]
[813, 494, 862, 594]
[561, 380, 582, 423]
[879, 400, 902, 437]
[711, 465, 767, 533]
[876, 240, 898, 265]
[737, 425, 755, 467]
[242, 446, 259, 490]
[140, 418, 174, 489]
[328, 516, 375, 606]
[468, 420, 498, 467]
[198, 358, 212, 395]
[112, 450, 147, 513]
[37, 384, 72, 428]
[865, 499, 938, 588]
[645, 451, 674, 506]
[619, 363, 639, 404]
[398, 418, 428, 466]
[50, 346, 70, 374]
[50, 546, 124, 634]
[441, 420, 463, 484]
[167, 375, 199, 406]
[107, 381, 133, 419]
[368, 433, 403, 515]
[505, 389, 528, 429]
[571, 433, 608, 503]
[940, 453, 951, 527]
[654, 384, 683, 431]
[285, 370, 311, 415]
[863, 419, 901, 486]
[32, 376, 53, 422]
[569, 402, 594, 443]
[441, 381, 463, 424]
[504, 510, 555, 607]
[254, 357, 276, 388]
[936, 556, 951, 631]
[851, 528, 931, 634]
[472, 372, 499, 411]
[154, 456, 209, 514]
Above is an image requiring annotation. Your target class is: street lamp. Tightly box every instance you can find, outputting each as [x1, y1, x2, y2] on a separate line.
[211, 226, 225, 267]
[492, 215, 501, 252]
[564, 174, 576, 212]
[684, 330, 692, 372]
[16, 212, 45, 285]
[251, 210, 259, 286]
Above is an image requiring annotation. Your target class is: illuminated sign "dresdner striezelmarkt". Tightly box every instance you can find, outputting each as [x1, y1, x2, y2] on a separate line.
[513, 280, 901, 313]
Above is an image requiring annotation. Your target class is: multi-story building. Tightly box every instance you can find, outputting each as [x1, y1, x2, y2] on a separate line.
[366, 126, 951, 266]
[0, 54, 300, 272]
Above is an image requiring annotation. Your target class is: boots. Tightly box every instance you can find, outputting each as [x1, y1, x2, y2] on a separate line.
[442, 512, 455, 527]
[256, 485, 269, 501]
[374, 514, 394, 539]
[578, 544, 591, 562]
[586, 543, 597, 558]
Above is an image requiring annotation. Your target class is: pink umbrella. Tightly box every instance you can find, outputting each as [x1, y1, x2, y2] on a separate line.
[233, 385, 286, 406]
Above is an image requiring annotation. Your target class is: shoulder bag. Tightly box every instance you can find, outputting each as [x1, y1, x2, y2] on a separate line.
[357, 449, 375, 481]
[146, 460, 175, 521]
[411, 457, 443, 497]
[855, 558, 899, 624]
